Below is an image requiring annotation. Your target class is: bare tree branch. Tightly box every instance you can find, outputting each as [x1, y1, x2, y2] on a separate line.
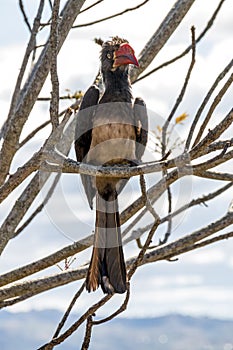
[0, 0, 86, 186]
[1, 0, 45, 137]
[13, 172, 61, 238]
[18, 0, 32, 32]
[190, 109, 233, 158]
[53, 281, 86, 338]
[81, 315, 93, 350]
[0, 107, 73, 253]
[1, 213, 232, 306]
[0, 151, 42, 204]
[192, 72, 233, 147]
[49, 0, 60, 130]
[124, 182, 232, 245]
[162, 26, 196, 153]
[0, 235, 92, 288]
[134, 0, 226, 83]
[160, 26, 196, 243]
[130, 0, 196, 82]
[72, 0, 150, 28]
[79, 0, 103, 14]
[38, 294, 112, 349]
[92, 284, 130, 325]
[185, 58, 233, 149]
[128, 212, 233, 265]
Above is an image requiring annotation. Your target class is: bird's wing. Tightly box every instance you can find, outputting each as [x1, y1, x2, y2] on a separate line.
[75, 85, 99, 161]
[133, 97, 148, 160]
[75, 85, 100, 209]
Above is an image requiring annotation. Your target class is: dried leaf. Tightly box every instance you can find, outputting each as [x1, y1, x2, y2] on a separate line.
[175, 112, 188, 124]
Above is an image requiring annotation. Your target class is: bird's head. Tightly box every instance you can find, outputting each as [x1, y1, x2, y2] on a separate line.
[100, 36, 139, 73]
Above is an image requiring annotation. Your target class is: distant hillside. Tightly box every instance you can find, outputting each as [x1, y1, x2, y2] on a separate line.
[0, 310, 232, 350]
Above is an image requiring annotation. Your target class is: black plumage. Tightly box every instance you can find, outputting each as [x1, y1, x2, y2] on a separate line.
[75, 37, 148, 294]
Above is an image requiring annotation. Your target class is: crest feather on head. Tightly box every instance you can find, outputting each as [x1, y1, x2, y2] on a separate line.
[107, 36, 128, 46]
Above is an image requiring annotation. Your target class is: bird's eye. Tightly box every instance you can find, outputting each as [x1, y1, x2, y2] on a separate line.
[106, 52, 112, 60]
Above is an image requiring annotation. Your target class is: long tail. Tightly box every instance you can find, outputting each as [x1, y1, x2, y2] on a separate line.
[86, 191, 127, 294]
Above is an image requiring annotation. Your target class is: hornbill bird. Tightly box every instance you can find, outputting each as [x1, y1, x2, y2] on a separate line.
[75, 36, 148, 294]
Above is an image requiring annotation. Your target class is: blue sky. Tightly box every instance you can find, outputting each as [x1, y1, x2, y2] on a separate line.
[0, 0, 233, 320]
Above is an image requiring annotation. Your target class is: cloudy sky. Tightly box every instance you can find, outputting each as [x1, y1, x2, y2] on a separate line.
[0, 0, 233, 320]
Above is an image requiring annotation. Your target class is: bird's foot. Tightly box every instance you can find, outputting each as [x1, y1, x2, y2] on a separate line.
[102, 276, 115, 295]
[128, 159, 141, 166]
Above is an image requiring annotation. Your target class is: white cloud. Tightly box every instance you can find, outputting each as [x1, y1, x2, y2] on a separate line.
[183, 248, 226, 265]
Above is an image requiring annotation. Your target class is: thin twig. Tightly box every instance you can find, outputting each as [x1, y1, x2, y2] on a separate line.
[2, 0, 45, 132]
[19, 120, 52, 148]
[81, 316, 93, 350]
[19, 98, 81, 148]
[159, 27, 196, 243]
[13, 172, 61, 237]
[122, 173, 162, 240]
[130, 0, 196, 82]
[162, 26, 196, 154]
[185, 58, 233, 150]
[191, 147, 233, 173]
[0, 107, 73, 208]
[7, 159, 226, 289]
[38, 295, 112, 349]
[122, 140, 232, 227]
[18, 0, 32, 32]
[207, 138, 233, 153]
[139, 174, 160, 221]
[1, 213, 233, 307]
[37, 91, 83, 101]
[0, 108, 74, 254]
[192, 72, 233, 147]
[0, 235, 92, 288]
[53, 282, 85, 338]
[79, 0, 103, 14]
[190, 109, 233, 159]
[124, 182, 233, 245]
[47, 0, 53, 10]
[0, 291, 41, 309]
[128, 221, 160, 280]
[127, 212, 233, 267]
[92, 284, 131, 325]
[162, 231, 233, 261]
[0, 151, 42, 205]
[160, 186, 173, 244]
[72, 0, 149, 28]
[134, 0, 226, 83]
[197, 170, 233, 182]
[0, 0, 86, 185]
[127, 175, 161, 280]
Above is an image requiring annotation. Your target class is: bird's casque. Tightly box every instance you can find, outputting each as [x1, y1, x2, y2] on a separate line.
[100, 36, 139, 74]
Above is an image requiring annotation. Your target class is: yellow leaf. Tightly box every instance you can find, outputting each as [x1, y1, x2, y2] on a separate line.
[74, 90, 84, 99]
[175, 112, 188, 124]
[156, 125, 162, 132]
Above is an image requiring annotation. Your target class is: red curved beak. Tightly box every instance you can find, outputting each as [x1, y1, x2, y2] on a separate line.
[113, 43, 139, 68]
